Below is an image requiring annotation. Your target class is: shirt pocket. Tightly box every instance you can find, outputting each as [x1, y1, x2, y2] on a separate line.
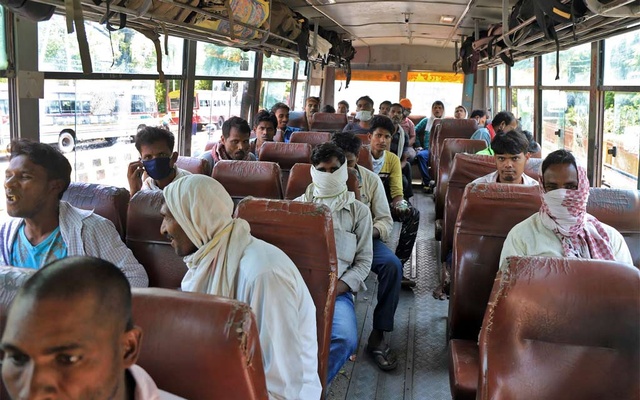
[334, 229, 357, 267]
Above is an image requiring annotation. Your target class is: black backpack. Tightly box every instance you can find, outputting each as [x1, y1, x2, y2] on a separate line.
[509, 0, 588, 79]
[458, 35, 479, 75]
[0, 0, 55, 21]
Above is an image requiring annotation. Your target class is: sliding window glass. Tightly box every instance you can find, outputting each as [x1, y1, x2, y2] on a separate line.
[510, 58, 534, 133]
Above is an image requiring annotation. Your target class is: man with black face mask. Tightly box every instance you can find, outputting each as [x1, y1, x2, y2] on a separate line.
[127, 127, 192, 198]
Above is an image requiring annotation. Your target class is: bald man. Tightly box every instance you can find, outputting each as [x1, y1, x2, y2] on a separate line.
[0, 256, 183, 400]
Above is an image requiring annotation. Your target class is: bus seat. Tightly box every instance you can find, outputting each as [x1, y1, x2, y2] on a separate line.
[429, 119, 478, 183]
[448, 183, 542, 400]
[204, 141, 216, 152]
[258, 142, 312, 189]
[289, 131, 332, 148]
[287, 111, 308, 130]
[408, 114, 425, 127]
[212, 160, 284, 204]
[477, 256, 639, 400]
[441, 155, 541, 260]
[355, 133, 370, 145]
[234, 198, 338, 393]
[358, 145, 374, 171]
[133, 288, 269, 400]
[434, 139, 487, 223]
[62, 182, 130, 241]
[126, 190, 187, 288]
[284, 162, 360, 201]
[175, 155, 211, 176]
[310, 112, 347, 132]
[587, 187, 640, 268]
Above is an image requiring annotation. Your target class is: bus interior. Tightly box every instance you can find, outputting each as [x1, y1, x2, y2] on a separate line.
[0, 0, 638, 399]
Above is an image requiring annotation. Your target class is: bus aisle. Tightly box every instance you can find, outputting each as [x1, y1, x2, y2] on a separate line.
[328, 189, 450, 400]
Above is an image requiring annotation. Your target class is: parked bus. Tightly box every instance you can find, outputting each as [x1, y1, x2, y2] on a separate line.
[166, 88, 238, 131]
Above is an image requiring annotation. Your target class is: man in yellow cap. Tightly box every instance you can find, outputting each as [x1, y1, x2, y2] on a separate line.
[399, 99, 416, 149]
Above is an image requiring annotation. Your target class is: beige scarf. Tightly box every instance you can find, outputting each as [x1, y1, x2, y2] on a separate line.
[163, 175, 251, 297]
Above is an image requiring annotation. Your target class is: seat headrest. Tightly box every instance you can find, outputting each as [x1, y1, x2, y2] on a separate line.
[285, 163, 312, 200]
[479, 256, 639, 399]
[175, 156, 211, 176]
[309, 112, 348, 131]
[258, 142, 312, 170]
[587, 187, 640, 234]
[448, 154, 497, 185]
[289, 131, 332, 147]
[212, 160, 283, 199]
[132, 288, 269, 399]
[355, 133, 371, 145]
[437, 118, 478, 137]
[62, 182, 130, 240]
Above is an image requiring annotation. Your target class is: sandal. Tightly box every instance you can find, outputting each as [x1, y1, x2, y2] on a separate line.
[366, 343, 398, 371]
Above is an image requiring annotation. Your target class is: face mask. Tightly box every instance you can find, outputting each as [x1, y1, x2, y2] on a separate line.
[142, 157, 173, 181]
[402, 110, 410, 118]
[355, 110, 372, 122]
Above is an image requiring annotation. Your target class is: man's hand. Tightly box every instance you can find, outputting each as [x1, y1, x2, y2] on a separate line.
[391, 199, 412, 219]
[127, 160, 144, 197]
[337, 280, 351, 295]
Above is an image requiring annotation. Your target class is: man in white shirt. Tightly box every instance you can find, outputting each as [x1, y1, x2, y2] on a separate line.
[500, 149, 633, 271]
[161, 175, 321, 399]
[472, 130, 539, 185]
[1, 256, 182, 400]
[295, 143, 375, 380]
[127, 126, 191, 198]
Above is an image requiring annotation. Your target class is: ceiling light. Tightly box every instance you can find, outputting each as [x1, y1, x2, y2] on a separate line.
[440, 15, 455, 24]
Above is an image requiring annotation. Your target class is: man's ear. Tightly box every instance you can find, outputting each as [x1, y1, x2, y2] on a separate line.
[525, 152, 531, 162]
[121, 326, 143, 368]
[49, 179, 66, 198]
[170, 151, 178, 165]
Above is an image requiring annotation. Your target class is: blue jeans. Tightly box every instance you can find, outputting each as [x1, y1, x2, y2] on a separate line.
[371, 239, 402, 331]
[416, 149, 431, 185]
[327, 292, 358, 384]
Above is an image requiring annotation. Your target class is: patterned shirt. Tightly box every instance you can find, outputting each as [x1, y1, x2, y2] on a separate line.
[10, 225, 67, 269]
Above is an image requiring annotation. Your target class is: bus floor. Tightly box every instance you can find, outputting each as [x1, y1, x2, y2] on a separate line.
[327, 189, 451, 400]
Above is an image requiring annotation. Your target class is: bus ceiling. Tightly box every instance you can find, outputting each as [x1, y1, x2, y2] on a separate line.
[9, 0, 640, 75]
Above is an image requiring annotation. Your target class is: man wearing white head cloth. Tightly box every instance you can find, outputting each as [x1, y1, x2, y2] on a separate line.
[160, 175, 321, 400]
[500, 149, 632, 271]
[295, 143, 374, 384]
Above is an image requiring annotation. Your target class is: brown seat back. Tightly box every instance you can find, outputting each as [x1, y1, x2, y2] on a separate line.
[204, 141, 216, 152]
[126, 191, 187, 288]
[289, 131, 332, 148]
[175, 155, 211, 176]
[355, 133, 370, 145]
[429, 119, 478, 182]
[358, 145, 374, 171]
[132, 288, 269, 400]
[258, 141, 312, 189]
[449, 183, 542, 341]
[234, 198, 338, 391]
[441, 155, 542, 262]
[309, 112, 348, 132]
[62, 182, 130, 240]
[587, 187, 640, 268]
[212, 160, 283, 203]
[478, 257, 639, 400]
[408, 114, 425, 127]
[435, 139, 487, 220]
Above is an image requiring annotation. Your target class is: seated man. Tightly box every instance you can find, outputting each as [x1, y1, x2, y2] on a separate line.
[368, 115, 420, 287]
[161, 175, 321, 399]
[399, 98, 417, 148]
[270, 102, 300, 143]
[332, 133, 403, 371]
[454, 105, 468, 119]
[337, 100, 349, 115]
[0, 140, 148, 287]
[1, 256, 183, 399]
[200, 117, 255, 169]
[472, 130, 538, 185]
[295, 143, 375, 378]
[289, 97, 320, 131]
[378, 100, 392, 116]
[470, 109, 489, 127]
[500, 149, 633, 271]
[389, 102, 414, 199]
[343, 95, 375, 134]
[249, 110, 278, 157]
[128, 126, 192, 198]
[470, 110, 518, 147]
[321, 104, 336, 113]
[415, 100, 445, 191]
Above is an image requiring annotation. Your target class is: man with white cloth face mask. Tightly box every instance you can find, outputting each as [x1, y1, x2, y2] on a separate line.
[160, 175, 321, 400]
[295, 143, 378, 382]
[342, 95, 375, 135]
[499, 149, 633, 271]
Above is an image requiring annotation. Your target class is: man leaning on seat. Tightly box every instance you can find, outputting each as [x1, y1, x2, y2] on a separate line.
[160, 174, 321, 399]
[0, 256, 182, 400]
[0, 139, 148, 288]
